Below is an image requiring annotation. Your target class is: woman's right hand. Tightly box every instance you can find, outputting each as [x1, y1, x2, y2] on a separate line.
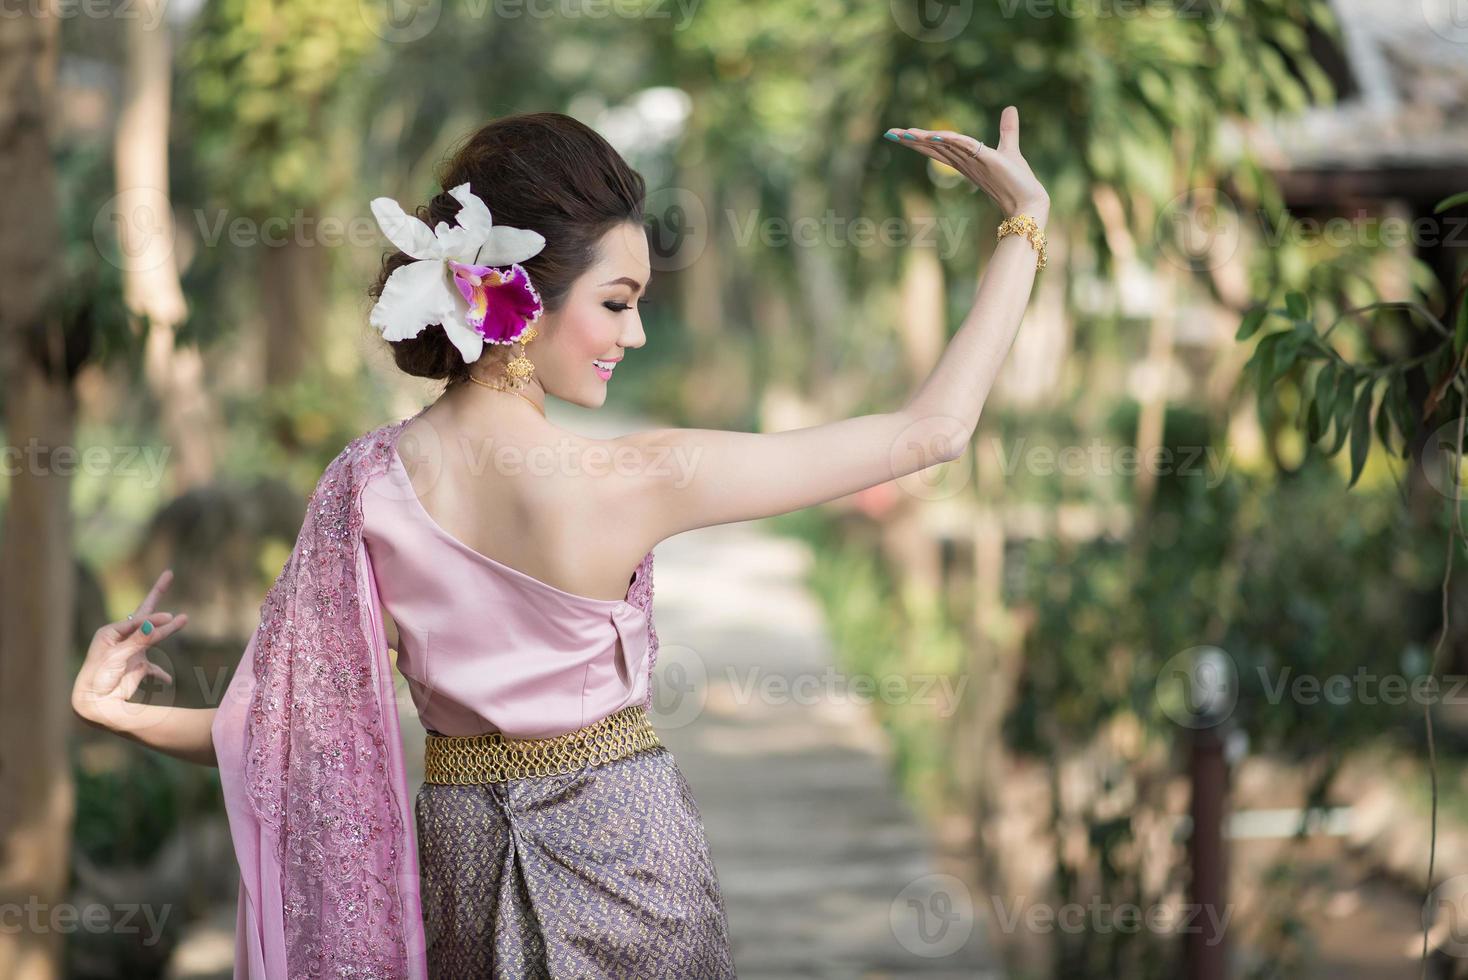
[72, 568, 188, 732]
[886, 105, 1050, 223]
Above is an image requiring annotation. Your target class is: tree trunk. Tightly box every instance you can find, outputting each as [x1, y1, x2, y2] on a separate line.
[258, 204, 328, 387]
[876, 188, 947, 603]
[1133, 263, 1179, 519]
[117, 0, 218, 492]
[0, 4, 73, 977]
[670, 116, 742, 425]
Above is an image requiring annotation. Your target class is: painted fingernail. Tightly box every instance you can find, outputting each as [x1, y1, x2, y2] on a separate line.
[883, 132, 900, 142]
[902, 133, 917, 140]
[929, 135, 943, 141]
[141, 620, 153, 635]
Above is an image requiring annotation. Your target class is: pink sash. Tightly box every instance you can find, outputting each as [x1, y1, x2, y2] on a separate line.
[211, 415, 429, 978]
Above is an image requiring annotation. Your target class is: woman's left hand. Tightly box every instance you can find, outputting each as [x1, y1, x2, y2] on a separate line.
[886, 105, 1050, 222]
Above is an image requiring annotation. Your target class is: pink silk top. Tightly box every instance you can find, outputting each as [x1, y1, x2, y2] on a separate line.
[211, 414, 661, 978]
[360, 443, 658, 739]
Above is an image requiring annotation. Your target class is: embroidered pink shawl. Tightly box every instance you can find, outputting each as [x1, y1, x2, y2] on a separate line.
[212, 416, 428, 979]
[211, 412, 663, 978]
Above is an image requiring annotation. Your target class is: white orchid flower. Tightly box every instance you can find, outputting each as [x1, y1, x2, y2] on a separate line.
[368, 182, 547, 364]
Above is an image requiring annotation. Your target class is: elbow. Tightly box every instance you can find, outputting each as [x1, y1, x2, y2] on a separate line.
[934, 423, 973, 464]
[901, 410, 973, 467]
[916, 410, 974, 460]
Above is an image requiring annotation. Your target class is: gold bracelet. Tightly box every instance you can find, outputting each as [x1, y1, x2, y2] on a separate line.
[997, 214, 1047, 270]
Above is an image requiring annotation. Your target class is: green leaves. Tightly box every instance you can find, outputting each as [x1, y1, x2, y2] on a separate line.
[1240, 281, 1465, 488]
[1348, 377, 1374, 488]
[1327, 366, 1357, 455]
[1373, 377, 1396, 457]
[1307, 360, 1336, 443]
[1299, 365, 1418, 485]
[1455, 292, 1468, 358]
[1285, 291, 1309, 321]
[1433, 190, 1468, 214]
[1236, 305, 1267, 341]
[1252, 328, 1306, 391]
[1386, 377, 1417, 457]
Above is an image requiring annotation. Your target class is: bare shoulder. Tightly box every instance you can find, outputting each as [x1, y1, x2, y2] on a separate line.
[550, 426, 688, 549]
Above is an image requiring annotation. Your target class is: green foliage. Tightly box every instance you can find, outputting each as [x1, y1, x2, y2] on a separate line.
[178, 0, 378, 215]
[218, 367, 391, 493]
[1239, 192, 1468, 488]
[658, 0, 1343, 430]
[52, 141, 136, 374]
[1243, 296, 1442, 487]
[71, 742, 190, 867]
[999, 406, 1455, 972]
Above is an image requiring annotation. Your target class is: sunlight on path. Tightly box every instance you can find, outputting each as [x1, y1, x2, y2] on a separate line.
[649, 520, 1004, 978]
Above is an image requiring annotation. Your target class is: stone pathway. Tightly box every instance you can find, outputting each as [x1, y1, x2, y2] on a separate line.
[646, 520, 1004, 979]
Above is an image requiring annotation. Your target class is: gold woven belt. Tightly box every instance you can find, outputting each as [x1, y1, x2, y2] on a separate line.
[422, 704, 662, 784]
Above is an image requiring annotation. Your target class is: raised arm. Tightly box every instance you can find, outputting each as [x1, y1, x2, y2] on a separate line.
[613, 107, 1050, 542]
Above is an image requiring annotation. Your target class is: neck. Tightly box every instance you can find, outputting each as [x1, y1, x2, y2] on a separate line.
[450, 375, 547, 419]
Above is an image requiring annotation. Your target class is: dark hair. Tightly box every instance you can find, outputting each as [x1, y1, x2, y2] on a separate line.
[368, 112, 646, 385]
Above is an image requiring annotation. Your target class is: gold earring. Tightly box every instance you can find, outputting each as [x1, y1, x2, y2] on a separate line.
[502, 324, 538, 389]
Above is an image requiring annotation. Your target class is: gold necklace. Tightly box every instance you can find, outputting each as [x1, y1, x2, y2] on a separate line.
[467, 373, 546, 418]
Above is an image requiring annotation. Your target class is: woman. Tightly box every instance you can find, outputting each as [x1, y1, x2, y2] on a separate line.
[71, 109, 1048, 978]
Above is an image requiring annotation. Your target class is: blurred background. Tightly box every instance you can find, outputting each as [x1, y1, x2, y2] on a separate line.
[3, 0, 1468, 976]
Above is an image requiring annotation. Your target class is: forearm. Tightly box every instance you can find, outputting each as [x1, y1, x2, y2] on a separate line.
[76, 702, 219, 767]
[903, 205, 1049, 439]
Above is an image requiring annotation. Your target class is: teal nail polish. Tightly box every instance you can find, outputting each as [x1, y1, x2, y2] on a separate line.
[929, 135, 943, 141]
[883, 132, 900, 142]
[902, 133, 917, 140]
[141, 620, 153, 635]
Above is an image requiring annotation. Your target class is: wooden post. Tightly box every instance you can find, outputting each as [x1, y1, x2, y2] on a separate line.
[1186, 722, 1229, 980]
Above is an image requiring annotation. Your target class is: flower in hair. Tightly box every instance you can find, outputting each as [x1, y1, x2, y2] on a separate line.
[369, 182, 546, 364]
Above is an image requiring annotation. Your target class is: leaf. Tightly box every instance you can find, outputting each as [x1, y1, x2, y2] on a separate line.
[1375, 378, 1395, 456]
[1254, 330, 1307, 406]
[1236, 305, 1267, 341]
[1252, 333, 1286, 419]
[1273, 332, 1305, 382]
[1328, 369, 1357, 455]
[1387, 380, 1417, 457]
[1251, 332, 1282, 381]
[1348, 378, 1374, 488]
[1434, 190, 1468, 214]
[1285, 291, 1309, 320]
[1309, 361, 1337, 442]
[1456, 294, 1468, 358]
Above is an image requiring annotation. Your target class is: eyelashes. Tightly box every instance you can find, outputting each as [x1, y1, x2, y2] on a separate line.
[603, 300, 651, 312]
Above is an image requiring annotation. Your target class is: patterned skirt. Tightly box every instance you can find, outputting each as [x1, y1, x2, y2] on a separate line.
[414, 741, 737, 978]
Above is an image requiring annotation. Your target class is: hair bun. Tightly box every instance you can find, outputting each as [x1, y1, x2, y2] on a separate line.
[367, 111, 645, 388]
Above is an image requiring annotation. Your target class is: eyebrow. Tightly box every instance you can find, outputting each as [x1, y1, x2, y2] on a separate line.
[598, 276, 646, 293]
